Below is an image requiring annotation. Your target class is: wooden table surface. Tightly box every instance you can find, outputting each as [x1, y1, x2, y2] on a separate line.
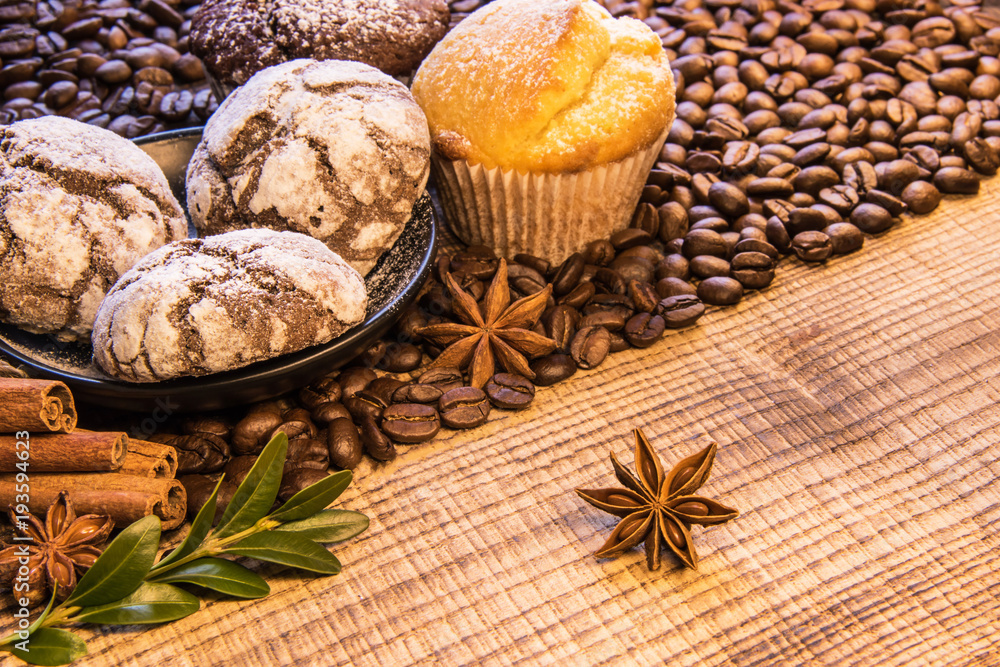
[5, 178, 1000, 666]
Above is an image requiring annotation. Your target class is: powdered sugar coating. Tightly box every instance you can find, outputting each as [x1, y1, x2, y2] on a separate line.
[92, 229, 368, 382]
[186, 59, 431, 275]
[0, 117, 187, 341]
[190, 0, 449, 90]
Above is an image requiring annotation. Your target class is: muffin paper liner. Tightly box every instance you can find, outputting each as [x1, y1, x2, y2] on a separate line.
[432, 128, 669, 264]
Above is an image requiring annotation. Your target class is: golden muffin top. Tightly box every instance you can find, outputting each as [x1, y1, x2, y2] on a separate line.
[411, 0, 675, 173]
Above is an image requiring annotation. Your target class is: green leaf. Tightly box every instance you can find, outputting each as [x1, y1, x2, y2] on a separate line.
[214, 433, 288, 540]
[25, 585, 59, 637]
[272, 510, 370, 544]
[66, 515, 161, 607]
[7, 628, 87, 666]
[148, 558, 269, 599]
[155, 476, 225, 571]
[70, 583, 199, 625]
[269, 470, 353, 523]
[224, 532, 341, 574]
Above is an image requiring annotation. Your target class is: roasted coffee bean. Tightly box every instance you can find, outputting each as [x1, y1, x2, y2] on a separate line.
[865, 189, 907, 217]
[529, 353, 577, 386]
[933, 166, 980, 194]
[418, 366, 464, 393]
[730, 251, 775, 289]
[628, 280, 659, 313]
[278, 468, 330, 503]
[593, 267, 627, 295]
[850, 203, 894, 233]
[964, 137, 1000, 175]
[179, 475, 237, 524]
[545, 304, 579, 353]
[570, 325, 611, 370]
[655, 254, 690, 281]
[223, 455, 257, 486]
[697, 277, 743, 305]
[582, 239, 616, 266]
[378, 342, 422, 373]
[733, 238, 779, 260]
[382, 403, 441, 443]
[231, 403, 283, 455]
[360, 417, 395, 462]
[485, 373, 535, 409]
[786, 207, 828, 236]
[690, 255, 731, 279]
[609, 255, 654, 284]
[95, 59, 131, 84]
[345, 391, 386, 422]
[655, 275, 696, 298]
[551, 252, 585, 295]
[792, 231, 834, 262]
[765, 217, 792, 253]
[658, 201, 689, 242]
[682, 229, 728, 259]
[901, 180, 942, 213]
[327, 418, 363, 469]
[707, 181, 750, 217]
[298, 376, 342, 410]
[337, 366, 377, 400]
[439, 387, 491, 429]
[312, 402, 351, 424]
[610, 228, 653, 251]
[287, 438, 329, 468]
[557, 281, 595, 309]
[450, 245, 498, 279]
[393, 383, 443, 405]
[818, 185, 861, 214]
[823, 222, 865, 254]
[578, 310, 626, 332]
[655, 294, 705, 328]
[624, 313, 665, 348]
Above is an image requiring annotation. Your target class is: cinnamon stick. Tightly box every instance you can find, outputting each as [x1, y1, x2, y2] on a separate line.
[0, 379, 77, 433]
[119, 439, 178, 479]
[0, 431, 127, 472]
[0, 473, 187, 530]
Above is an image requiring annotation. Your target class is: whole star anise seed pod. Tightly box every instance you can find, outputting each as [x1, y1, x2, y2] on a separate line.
[577, 428, 738, 571]
[416, 258, 557, 388]
[0, 492, 113, 605]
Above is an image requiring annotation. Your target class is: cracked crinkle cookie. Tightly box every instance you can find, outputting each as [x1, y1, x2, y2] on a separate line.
[0, 116, 187, 341]
[92, 229, 368, 382]
[189, 0, 449, 91]
[185, 59, 431, 276]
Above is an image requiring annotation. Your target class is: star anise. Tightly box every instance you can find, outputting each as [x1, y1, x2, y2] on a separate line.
[415, 258, 557, 388]
[577, 428, 738, 571]
[0, 492, 113, 606]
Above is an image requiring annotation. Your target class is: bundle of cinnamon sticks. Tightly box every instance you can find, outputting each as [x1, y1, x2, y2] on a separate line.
[0, 378, 187, 530]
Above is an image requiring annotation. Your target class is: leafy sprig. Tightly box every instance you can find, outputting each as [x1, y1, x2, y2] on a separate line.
[0, 433, 369, 665]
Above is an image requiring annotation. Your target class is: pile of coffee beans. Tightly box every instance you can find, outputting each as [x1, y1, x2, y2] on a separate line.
[0, 0, 216, 137]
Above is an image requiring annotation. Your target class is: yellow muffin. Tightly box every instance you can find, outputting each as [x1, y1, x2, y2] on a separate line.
[411, 0, 675, 262]
[412, 0, 674, 173]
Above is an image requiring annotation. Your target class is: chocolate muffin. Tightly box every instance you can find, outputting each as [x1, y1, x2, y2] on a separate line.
[92, 229, 368, 382]
[186, 59, 431, 276]
[0, 117, 187, 341]
[190, 0, 450, 93]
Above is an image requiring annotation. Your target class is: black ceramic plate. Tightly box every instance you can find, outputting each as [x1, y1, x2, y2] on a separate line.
[0, 128, 436, 412]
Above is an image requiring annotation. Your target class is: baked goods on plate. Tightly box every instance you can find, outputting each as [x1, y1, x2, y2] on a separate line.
[92, 229, 367, 382]
[0, 128, 437, 411]
[186, 59, 432, 276]
[412, 0, 675, 263]
[0, 117, 187, 342]
[190, 0, 450, 95]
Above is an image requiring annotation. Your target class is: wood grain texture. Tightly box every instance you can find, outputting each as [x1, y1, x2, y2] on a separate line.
[3, 182, 1000, 666]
